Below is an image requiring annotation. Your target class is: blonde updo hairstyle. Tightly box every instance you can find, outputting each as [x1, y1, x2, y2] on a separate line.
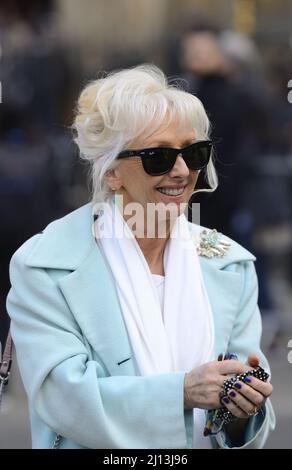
[73, 64, 218, 204]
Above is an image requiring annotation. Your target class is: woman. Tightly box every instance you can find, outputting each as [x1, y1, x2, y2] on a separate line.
[6, 65, 275, 449]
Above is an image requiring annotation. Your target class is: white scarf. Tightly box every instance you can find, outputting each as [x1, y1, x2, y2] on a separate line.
[92, 197, 215, 448]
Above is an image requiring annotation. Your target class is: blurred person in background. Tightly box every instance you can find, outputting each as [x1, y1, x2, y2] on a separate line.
[179, 26, 269, 242]
[240, 54, 292, 348]
[6, 65, 275, 449]
[220, 36, 292, 346]
[178, 25, 291, 348]
[0, 0, 79, 347]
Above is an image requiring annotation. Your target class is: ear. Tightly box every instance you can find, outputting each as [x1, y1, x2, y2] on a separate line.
[104, 167, 123, 191]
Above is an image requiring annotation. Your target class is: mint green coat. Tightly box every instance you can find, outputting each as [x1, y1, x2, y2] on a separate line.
[6, 203, 275, 449]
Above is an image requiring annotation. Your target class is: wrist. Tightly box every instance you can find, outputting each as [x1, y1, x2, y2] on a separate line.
[183, 373, 192, 410]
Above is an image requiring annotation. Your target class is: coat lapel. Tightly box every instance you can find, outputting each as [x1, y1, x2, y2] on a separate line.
[191, 223, 256, 356]
[198, 257, 243, 354]
[57, 245, 137, 377]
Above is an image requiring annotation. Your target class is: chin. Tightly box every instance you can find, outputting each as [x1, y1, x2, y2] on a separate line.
[160, 201, 188, 219]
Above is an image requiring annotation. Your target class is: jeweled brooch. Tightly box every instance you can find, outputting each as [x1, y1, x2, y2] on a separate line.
[193, 229, 231, 258]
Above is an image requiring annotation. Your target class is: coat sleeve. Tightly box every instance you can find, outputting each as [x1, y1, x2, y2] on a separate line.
[6, 238, 189, 449]
[214, 260, 276, 449]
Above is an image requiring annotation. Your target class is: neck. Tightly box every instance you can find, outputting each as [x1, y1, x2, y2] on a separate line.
[135, 235, 169, 276]
[113, 193, 179, 275]
[133, 217, 175, 275]
[125, 214, 174, 276]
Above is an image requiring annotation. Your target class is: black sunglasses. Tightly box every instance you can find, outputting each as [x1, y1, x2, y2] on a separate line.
[117, 140, 213, 176]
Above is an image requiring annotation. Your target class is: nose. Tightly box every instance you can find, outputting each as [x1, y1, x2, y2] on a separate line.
[169, 154, 189, 178]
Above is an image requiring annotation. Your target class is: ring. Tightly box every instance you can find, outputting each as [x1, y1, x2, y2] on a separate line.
[248, 406, 258, 416]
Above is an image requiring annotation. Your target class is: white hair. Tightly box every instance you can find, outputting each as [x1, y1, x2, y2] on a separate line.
[73, 64, 218, 204]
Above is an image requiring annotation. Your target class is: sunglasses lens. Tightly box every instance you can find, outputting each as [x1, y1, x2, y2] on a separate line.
[141, 142, 212, 175]
[142, 149, 175, 175]
[185, 143, 211, 170]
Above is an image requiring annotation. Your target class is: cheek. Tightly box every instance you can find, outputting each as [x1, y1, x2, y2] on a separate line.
[120, 165, 154, 199]
[119, 162, 142, 188]
[189, 171, 199, 187]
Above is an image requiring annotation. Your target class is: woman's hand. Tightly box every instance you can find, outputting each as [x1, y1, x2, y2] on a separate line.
[222, 355, 273, 419]
[184, 359, 256, 410]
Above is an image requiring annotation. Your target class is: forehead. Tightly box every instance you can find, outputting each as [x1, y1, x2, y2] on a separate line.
[132, 120, 196, 148]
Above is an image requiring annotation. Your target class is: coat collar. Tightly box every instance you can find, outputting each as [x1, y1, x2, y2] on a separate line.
[25, 202, 256, 271]
[24, 203, 256, 377]
[25, 203, 95, 270]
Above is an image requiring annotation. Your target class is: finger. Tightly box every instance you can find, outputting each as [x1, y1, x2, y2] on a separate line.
[231, 381, 265, 408]
[221, 396, 249, 419]
[226, 389, 258, 416]
[246, 354, 260, 367]
[218, 359, 254, 376]
[242, 376, 273, 397]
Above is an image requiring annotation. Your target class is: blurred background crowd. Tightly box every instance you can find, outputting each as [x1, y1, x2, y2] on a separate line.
[0, 0, 291, 449]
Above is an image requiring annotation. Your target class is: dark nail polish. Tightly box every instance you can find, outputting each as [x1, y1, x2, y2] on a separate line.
[234, 382, 242, 389]
[244, 377, 252, 383]
[223, 397, 230, 404]
[229, 353, 238, 360]
[229, 391, 236, 398]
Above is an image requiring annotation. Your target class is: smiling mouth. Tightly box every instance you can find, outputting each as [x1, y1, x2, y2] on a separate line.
[156, 186, 186, 196]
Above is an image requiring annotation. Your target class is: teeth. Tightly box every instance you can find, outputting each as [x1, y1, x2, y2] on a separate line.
[157, 187, 185, 196]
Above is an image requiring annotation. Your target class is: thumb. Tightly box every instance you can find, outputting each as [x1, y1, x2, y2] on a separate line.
[246, 354, 260, 367]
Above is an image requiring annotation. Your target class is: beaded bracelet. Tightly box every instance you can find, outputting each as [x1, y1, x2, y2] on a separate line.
[204, 354, 270, 436]
[222, 366, 269, 395]
[217, 366, 269, 424]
